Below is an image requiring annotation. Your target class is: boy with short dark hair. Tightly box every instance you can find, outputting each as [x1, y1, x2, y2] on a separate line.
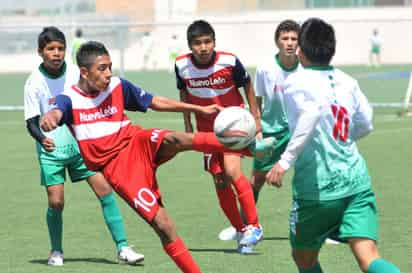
[266, 18, 401, 273]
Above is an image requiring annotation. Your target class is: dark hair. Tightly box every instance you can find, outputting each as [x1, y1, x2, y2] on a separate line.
[76, 41, 109, 69]
[75, 28, 83, 38]
[187, 20, 215, 46]
[38, 26, 66, 50]
[298, 18, 335, 65]
[275, 19, 300, 41]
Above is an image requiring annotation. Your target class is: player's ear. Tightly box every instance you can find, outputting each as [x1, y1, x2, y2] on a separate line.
[37, 48, 43, 58]
[79, 66, 89, 79]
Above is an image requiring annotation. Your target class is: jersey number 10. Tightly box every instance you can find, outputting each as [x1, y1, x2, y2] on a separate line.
[331, 104, 349, 142]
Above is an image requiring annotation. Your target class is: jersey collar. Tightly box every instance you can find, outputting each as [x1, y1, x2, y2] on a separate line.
[306, 65, 334, 71]
[190, 51, 218, 69]
[275, 54, 299, 72]
[39, 62, 67, 79]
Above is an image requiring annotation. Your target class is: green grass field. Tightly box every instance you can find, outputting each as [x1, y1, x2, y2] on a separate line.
[0, 66, 411, 273]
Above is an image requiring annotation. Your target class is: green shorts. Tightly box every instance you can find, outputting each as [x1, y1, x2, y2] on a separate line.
[371, 46, 381, 54]
[39, 154, 96, 187]
[290, 189, 378, 250]
[253, 131, 290, 171]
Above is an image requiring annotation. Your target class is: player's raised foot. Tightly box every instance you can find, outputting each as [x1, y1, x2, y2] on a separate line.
[218, 226, 238, 241]
[238, 224, 263, 247]
[48, 250, 63, 266]
[248, 137, 277, 160]
[118, 246, 144, 265]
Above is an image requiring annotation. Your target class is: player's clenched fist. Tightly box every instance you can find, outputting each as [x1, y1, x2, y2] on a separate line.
[40, 109, 63, 132]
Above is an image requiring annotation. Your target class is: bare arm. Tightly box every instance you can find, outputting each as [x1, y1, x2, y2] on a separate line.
[40, 109, 64, 132]
[243, 81, 262, 134]
[179, 89, 194, 133]
[150, 95, 222, 115]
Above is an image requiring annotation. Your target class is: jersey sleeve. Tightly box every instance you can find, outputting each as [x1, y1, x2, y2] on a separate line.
[232, 57, 251, 88]
[175, 65, 186, 90]
[55, 94, 73, 125]
[351, 82, 373, 140]
[120, 78, 154, 112]
[24, 80, 41, 120]
[253, 66, 265, 97]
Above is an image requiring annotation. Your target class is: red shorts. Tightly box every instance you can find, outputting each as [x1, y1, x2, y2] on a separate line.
[203, 151, 243, 175]
[103, 128, 170, 222]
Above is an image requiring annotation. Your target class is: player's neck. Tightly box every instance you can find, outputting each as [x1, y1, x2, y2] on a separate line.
[39, 62, 66, 79]
[77, 80, 100, 97]
[276, 54, 298, 71]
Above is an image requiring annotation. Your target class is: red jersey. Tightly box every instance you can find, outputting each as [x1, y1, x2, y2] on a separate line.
[175, 51, 250, 132]
[55, 77, 153, 170]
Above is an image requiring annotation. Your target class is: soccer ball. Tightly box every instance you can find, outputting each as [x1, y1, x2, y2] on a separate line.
[213, 106, 256, 150]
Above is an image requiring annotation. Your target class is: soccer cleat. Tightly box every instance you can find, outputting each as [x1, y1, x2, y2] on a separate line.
[218, 226, 238, 241]
[248, 137, 277, 160]
[48, 250, 63, 266]
[237, 244, 254, 254]
[238, 224, 263, 247]
[118, 246, 144, 265]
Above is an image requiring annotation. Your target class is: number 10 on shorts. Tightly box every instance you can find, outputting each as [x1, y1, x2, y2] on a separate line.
[133, 188, 156, 213]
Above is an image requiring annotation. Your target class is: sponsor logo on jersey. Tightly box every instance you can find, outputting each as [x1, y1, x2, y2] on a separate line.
[79, 105, 118, 122]
[48, 98, 56, 105]
[188, 76, 226, 88]
[273, 84, 284, 93]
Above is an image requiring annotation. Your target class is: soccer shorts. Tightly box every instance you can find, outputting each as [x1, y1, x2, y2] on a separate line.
[371, 45, 381, 54]
[289, 189, 378, 250]
[253, 131, 290, 172]
[103, 128, 171, 222]
[39, 154, 95, 186]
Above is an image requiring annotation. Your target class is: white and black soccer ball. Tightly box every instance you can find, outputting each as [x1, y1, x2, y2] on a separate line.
[213, 106, 256, 150]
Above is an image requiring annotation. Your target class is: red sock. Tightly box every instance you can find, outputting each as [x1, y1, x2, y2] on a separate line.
[232, 175, 259, 226]
[192, 132, 251, 156]
[216, 186, 244, 231]
[163, 237, 202, 273]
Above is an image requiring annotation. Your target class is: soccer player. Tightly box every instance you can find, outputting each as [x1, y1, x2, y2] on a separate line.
[175, 20, 263, 253]
[369, 28, 382, 67]
[40, 40, 265, 273]
[218, 19, 300, 241]
[24, 27, 142, 266]
[71, 28, 86, 64]
[266, 18, 401, 273]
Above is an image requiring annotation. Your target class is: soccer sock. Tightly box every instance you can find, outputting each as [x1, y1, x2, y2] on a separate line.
[232, 175, 259, 226]
[367, 258, 401, 273]
[299, 263, 324, 273]
[192, 132, 251, 156]
[216, 186, 245, 231]
[99, 192, 128, 251]
[47, 207, 63, 252]
[163, 237, 202, 273]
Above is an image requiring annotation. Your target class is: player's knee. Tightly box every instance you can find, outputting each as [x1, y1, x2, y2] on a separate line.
[292, 251, 318, 269]
[152, 209, 177, 241]
[49, 198, 64, 210]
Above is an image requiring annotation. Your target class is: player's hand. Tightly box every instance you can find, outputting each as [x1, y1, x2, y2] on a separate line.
[266, 163, 286, 188]
[40, 110, 62, 132]
[199, 104, 223, 115]
[42, 137, 56, 152]
[255, 131, 263, 140]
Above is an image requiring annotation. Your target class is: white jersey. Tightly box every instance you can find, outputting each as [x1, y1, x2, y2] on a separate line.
[281, 66, 373, 200]
[24, 63, 81, 162]
[254, 54, 301, 134]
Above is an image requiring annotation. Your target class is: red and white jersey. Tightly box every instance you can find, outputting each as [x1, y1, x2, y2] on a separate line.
[175, 51, 250, 132]
[55, 77, 153, 170]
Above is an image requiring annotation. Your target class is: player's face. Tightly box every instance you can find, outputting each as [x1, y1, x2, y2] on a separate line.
[190, 35, 215, 65]
[276, 31, 298, 57]
[38, 41, 66, 73]
[82, 55, 112, 93]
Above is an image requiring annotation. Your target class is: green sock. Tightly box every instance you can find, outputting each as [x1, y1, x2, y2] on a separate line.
[368, 258, 401, 273]
[47, 207, 63, 252]
[99, 192, 128, 251]
[299, 263, 323, 273]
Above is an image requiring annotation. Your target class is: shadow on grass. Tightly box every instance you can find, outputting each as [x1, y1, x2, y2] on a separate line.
[189, 248, 261, 255]
[29, 257, 144, 266]
[262, 236, 289, 241]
